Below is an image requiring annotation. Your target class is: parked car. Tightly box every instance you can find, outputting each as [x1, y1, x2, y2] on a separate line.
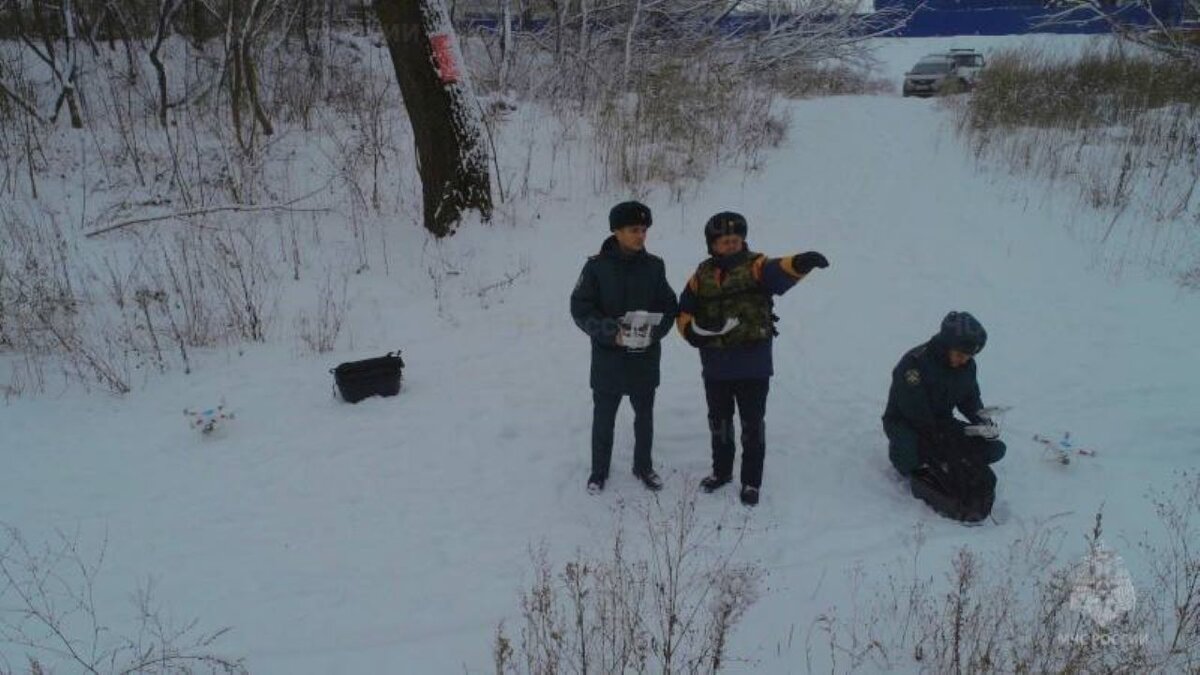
[902, 55, 958, 97]
[947, 48, 986, 88]
[902, 49, 985, 97]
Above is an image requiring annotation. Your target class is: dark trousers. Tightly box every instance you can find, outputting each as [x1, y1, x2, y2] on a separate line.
[591, 389, 655, 479]
[704, 378, 769, 489]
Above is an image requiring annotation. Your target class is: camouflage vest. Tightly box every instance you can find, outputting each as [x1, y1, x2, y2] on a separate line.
[693, 253, 775, 349]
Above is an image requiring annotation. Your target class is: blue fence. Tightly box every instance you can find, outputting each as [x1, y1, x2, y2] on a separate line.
[457, 2, 1185, 38]
[875, 0, 1180, 36]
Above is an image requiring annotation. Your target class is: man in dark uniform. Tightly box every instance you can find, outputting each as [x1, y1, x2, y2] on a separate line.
[676, 211, 829, 506]
[570, 201, 679, 494]
[883, 311, 1006, 518]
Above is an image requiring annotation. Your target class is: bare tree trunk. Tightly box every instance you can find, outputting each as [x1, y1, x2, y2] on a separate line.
[375, 0, 493, 237]
[551, 0, 568, 65]
[241, 41, 273, 137]
[578, 0, 589, 106]
[224, 9, 248, 149]
[102, 1, 142, 84]
[498, 0, 512, 91]
[240, 0, 275, 138]
[622, 0, 641, 91]
[150, 0, 185, 128]
[20, 0, 85, 128]
[59, 0, 84, 128]
[222, 0, 276, 151]
[302, 0, 330, 86]
[299, 0, 314, 54]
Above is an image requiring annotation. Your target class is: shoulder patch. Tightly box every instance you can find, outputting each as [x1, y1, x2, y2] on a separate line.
[904, 368, 921, 386]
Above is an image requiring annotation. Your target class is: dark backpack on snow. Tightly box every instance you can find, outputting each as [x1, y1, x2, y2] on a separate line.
[911, 451, 996, 523]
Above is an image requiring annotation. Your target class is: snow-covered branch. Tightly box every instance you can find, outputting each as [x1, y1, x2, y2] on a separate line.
[1034, 0, 1200, 63]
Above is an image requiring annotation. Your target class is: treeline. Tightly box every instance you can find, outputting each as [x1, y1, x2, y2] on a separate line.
[0, 0, 373, 42]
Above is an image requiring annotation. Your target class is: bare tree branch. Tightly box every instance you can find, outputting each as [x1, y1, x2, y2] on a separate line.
[85, 186, 333, 238]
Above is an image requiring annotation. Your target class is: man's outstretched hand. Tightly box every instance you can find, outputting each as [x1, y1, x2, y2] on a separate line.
[792, 251, 829, 274]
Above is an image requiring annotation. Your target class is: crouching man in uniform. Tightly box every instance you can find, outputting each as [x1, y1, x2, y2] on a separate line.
[883, 311, 1005, 521]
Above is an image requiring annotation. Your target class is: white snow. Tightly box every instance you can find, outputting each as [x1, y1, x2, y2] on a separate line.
[2, 34, 1198, 673]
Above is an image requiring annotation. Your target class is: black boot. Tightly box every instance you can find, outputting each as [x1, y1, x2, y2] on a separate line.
[700, 474, 732, 493]
[633, 468, 663, 491]
[587, 474, 606, 494]
[740, 485, 759, 506]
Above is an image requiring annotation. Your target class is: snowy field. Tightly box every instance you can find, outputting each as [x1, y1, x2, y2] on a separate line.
[2, 34, 1198, 673]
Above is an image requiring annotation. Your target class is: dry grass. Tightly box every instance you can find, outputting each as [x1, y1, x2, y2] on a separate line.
[965, 45, 1200, 131]
[957, 44, 1200, 284]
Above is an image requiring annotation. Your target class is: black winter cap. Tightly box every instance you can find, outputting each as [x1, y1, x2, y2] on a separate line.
[704, 212, 748, 252]
[938, 311, 988, 355]
[609, 201, 653, 230]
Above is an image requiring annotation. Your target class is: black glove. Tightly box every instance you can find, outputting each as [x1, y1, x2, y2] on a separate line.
[792, 251, 829, 274]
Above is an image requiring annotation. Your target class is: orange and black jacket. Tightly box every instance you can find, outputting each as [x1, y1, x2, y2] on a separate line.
[676, 248, 808, 381]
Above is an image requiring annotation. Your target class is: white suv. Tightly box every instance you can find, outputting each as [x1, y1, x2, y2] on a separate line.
[902, 49, 985, 98]
[947, 48, 986, 89]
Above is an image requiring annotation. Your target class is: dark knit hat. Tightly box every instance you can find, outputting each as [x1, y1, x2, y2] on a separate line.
[938, 311, 988, 355]
[704, 211, 748, 253]
[609, 201, 653, 230]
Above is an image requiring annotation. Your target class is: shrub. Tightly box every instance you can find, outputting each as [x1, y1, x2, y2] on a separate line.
[0, 524, 246, 674]
[804, 472, 1200, 673]
[495, 486, 763, 674]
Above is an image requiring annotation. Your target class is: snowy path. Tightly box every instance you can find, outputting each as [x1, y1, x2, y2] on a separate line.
[3, 39, 1199, 673]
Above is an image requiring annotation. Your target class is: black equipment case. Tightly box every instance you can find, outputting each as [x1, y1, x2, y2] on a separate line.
[331, 351, 404, 403]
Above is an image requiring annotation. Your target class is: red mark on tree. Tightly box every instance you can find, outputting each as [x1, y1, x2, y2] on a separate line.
[430, 34, 460, 84]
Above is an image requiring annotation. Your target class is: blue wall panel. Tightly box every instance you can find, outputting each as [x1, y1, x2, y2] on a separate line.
[459, 3, 1182, 38]
[882, 2, 1170, 36]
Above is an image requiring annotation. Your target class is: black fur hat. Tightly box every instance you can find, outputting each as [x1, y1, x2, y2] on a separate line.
[704, 211, 748, 253]
[609, 201, 653, 230]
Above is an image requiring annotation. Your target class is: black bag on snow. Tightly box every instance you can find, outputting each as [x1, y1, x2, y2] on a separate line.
[911, 439, 996, 523]
[331, 351, 404, 403]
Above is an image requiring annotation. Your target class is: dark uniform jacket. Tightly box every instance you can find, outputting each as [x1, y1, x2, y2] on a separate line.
[883, 335, 986, 443]
[570, 236, 679, 393]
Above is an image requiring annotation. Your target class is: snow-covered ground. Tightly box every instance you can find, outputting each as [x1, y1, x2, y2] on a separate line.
[2, 35, 1198, 673]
